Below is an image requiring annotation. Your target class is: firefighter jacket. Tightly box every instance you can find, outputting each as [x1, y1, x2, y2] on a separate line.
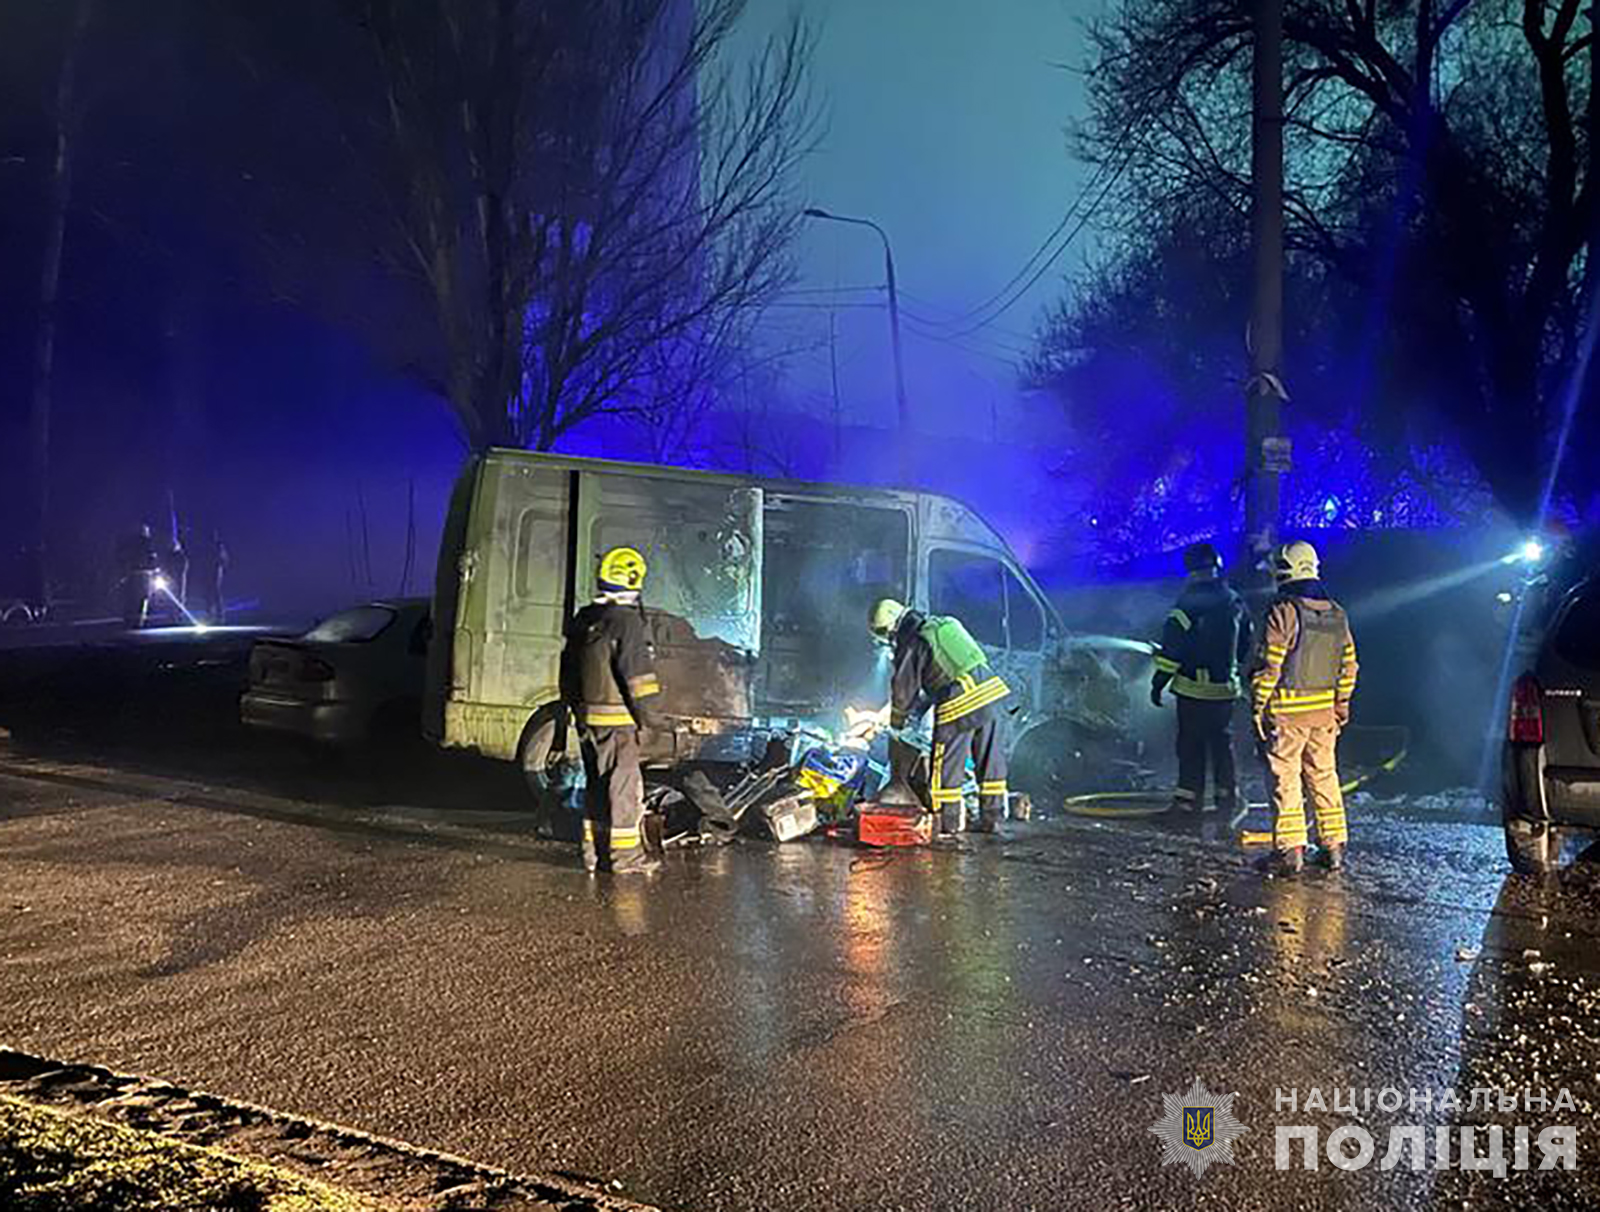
[889, 610, 1010, 731]
[1153, 576, 1253, 701]
[561, 598, 664, 730]
[1250, 580, 1358, 727]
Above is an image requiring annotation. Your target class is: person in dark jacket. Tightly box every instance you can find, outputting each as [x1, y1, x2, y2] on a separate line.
[1151, 541, 1253, 818]
[560, 546, 666, 876]
[115, 523, 160, 629]
[192, 529, 229, 623]
[870, 598, 1011, 837]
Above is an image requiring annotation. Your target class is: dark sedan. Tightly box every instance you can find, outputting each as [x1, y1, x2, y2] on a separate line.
[240, 599, 431, 746]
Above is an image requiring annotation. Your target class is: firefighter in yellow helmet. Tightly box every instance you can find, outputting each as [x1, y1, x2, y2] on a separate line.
[560, 546, 665, 875]
[870, 597, 1011, 837]
[1250, 540, 1359, 874]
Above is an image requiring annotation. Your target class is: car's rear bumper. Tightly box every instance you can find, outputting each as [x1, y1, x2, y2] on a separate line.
[240, 690, 368, 745]
[1504, 741, 1600, 828]
[1545, 764, 1600, 824]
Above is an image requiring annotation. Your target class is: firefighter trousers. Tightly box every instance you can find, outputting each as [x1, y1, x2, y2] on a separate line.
[579, 725, 649, 872]
[1174, 696, 1238, 810]
[930, 705, 1008, 833]
[1265, 720, 1347, 850]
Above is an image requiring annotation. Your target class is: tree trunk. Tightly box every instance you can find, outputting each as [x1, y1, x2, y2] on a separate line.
[28, 0, 93, 604]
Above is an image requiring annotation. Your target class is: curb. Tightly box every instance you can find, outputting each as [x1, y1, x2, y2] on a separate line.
[0, 1047, 660, 1212]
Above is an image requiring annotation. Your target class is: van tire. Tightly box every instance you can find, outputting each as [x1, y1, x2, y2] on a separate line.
[1010, 719, 1105, 805]
[517, 704, 582, 839]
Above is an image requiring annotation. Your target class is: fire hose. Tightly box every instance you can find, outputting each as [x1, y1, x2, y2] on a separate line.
[1061, 730, 1409, 843]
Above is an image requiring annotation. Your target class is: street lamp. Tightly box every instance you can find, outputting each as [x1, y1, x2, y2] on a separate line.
[803, 207, 910, 436]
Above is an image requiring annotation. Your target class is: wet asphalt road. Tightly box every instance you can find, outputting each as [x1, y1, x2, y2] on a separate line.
[2, 738, 1599, 1211]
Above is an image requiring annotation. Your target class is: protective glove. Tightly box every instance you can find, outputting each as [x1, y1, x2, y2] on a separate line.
[1252, 713, 1269, 745]
[1150, 672, 1171, 708]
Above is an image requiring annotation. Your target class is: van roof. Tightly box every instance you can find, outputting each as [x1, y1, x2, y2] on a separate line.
[483, 447, 935, 507]
[479, 450, 1050, 614]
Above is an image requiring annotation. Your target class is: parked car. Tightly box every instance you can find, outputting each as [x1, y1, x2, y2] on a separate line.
[241, 599, 431, 745]
[1502, 576, 1600, 872]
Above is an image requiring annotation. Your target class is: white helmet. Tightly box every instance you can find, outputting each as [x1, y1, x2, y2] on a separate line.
[1273, 540, 1320, 584]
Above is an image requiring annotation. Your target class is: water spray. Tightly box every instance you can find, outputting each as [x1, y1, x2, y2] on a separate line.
[1061, 634, 1158, 656]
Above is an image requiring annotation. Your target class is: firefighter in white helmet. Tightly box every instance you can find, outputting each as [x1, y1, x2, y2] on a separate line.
[1250, 540, 1359, 874]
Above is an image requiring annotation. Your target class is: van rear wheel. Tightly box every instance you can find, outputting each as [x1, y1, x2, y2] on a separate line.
[517, 707, 583, 840]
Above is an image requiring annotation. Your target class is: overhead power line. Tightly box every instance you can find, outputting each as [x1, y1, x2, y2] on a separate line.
[925, 153, 1131, 341]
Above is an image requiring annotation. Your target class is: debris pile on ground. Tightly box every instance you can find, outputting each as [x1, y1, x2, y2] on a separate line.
[638, 719, 1045, 849]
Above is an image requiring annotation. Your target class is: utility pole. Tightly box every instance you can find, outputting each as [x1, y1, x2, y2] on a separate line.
[804, 207, 912, 483]
[28, 0, 93, 607]
[1245, 0, 1287, 571]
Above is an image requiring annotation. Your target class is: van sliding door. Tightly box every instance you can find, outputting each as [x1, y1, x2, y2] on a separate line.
[759, 496, 912, 720]
[578, 473, 762, 722]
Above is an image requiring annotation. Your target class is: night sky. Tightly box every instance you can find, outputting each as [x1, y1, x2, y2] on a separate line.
[743, 0, 1099, 433]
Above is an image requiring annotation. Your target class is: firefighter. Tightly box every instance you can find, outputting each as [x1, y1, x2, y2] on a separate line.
[1150, 540, 1253, 818]
[869, 598, 1010, 837]
[561, 546, 666, 876]
[1250, 540, 1358, 874]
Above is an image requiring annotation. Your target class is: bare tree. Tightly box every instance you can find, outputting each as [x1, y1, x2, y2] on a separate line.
[342, 0, 816, 453]
[1065, 0, 1597, 521]
[26, 0, 93, 602]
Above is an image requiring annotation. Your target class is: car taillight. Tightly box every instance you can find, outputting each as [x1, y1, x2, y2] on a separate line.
[300, 657, 336, 683]
[1508, 673, 1544, 744]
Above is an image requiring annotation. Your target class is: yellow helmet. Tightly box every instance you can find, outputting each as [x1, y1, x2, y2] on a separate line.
[869, 597, 907, 640]
[1272, 540, 1320, 584]
[598, 546, 647, 592]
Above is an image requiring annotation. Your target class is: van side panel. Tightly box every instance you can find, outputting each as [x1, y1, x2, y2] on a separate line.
[437, 457, 573, 760]
[425, 457, 483, 743]
[582, 471, 762, 748]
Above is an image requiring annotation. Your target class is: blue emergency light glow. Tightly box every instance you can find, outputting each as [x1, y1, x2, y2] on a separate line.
[1519, 539, 1545, 564]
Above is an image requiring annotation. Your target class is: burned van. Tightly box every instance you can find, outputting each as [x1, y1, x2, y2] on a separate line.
[425, 450, 1119, 794]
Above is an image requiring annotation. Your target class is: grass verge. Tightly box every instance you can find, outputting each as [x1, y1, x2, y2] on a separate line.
[0, 1094, 375, 1211]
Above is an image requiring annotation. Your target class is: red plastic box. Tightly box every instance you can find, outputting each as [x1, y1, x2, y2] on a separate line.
[855, 801, 935, 847]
